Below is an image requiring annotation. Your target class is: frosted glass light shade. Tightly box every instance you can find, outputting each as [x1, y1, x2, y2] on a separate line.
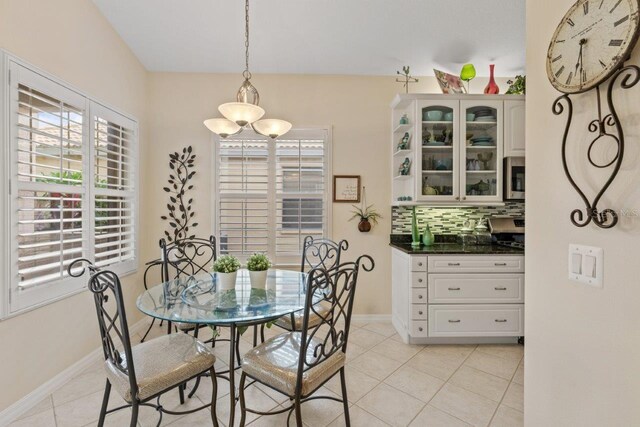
[253, 119, 293, 139]
[218, 102, 265, 126]
[203, 118, 241, 138]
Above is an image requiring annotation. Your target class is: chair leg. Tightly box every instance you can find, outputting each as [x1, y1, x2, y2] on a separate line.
[178, 382, 185, 404]
[235, 330, 241, 364]
[294, 395, 303, 427]
[210, 367, 219, 427]
[340, 368, 351, 426]
[260, 324, 265, 343]
[252, 325, 258, 347]
[130, 400, 139, 427]
[238, 373, 247, 427]
[140, 317, 156, 343]
[188, 375, 201, 398]
[97, 380, 111, 427]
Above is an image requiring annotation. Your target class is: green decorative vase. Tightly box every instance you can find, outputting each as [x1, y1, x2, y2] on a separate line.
[411, 207, 421, 248]
[422, 223, 434, 246]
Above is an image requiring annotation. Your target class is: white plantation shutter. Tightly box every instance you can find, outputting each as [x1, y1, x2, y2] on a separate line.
[217, 138, 270, 256]
[275, 137, 326, 261]
[215, 129, 329, 265]
[92, 106, 136, 269]
[6, 60, 138, 315]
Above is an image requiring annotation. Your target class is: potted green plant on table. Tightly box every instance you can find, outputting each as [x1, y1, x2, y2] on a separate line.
[246, 253, 271, 288]
[213, 254, 241, 289]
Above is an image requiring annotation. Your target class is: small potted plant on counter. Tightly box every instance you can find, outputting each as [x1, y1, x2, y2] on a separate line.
[246, 253, 271, 288]
[213, 254, 241, 289]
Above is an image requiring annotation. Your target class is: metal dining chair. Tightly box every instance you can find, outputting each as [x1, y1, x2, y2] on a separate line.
[273, 236, 349, 332]
[139, 259, 165, 342]
[238, 254, 374, 427]
[160, 236, 217, 336]
[68, 258, 219, 427]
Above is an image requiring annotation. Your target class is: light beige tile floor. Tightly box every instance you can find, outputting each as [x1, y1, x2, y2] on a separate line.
[9, 320, 524, 427]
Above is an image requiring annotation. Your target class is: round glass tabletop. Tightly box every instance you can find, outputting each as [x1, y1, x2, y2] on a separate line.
[136, 269, 310, 325]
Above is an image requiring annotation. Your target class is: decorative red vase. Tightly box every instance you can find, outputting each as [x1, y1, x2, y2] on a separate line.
[484, 64, 500, 94]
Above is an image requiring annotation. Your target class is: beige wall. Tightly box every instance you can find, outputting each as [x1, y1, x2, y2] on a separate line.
[145, 73, 509, 317]
[0, 0, 148, 412]
[526, 1, 640, 425]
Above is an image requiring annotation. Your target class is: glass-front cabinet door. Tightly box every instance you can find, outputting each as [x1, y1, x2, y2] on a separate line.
[416, 100, 460, 202]
[459, 100, 503, 203]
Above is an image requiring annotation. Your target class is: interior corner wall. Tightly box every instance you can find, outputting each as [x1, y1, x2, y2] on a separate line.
[525, 0, 640, 425]
[0, 0, 148, 412]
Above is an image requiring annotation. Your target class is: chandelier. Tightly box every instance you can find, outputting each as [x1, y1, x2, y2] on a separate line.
[204, 0, 292, 139]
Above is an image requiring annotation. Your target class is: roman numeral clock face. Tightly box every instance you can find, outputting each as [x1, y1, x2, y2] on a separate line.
[547, 0, 640, 93]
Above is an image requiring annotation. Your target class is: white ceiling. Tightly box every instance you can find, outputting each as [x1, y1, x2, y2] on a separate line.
[92, 0, 526, 77]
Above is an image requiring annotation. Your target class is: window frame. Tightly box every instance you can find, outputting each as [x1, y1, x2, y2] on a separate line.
[0, 51, 139, 319]
[212, 127, 332, 267]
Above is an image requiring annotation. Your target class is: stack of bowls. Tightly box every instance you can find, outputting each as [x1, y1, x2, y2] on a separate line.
[473, 109, 496, 122]
[470, 136, 494, 146]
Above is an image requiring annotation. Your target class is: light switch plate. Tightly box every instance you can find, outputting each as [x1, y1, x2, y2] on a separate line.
[568, 244, 604, 287]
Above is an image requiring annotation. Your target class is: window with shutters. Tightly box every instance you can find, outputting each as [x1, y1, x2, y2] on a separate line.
[2, 56, 138, 317]
[215, 129, 330, 266]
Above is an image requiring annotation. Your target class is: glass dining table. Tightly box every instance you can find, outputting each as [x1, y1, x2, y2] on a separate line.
[136, 268, 310, 427]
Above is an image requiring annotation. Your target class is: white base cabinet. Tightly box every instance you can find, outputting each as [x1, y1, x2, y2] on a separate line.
[391, 248, 525, 344]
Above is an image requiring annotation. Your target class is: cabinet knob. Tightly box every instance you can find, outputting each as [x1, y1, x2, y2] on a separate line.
[495, 319, 508, 323]
[455, 196, 460, 200]
[448, 262, 461, 266]
[462, 196, 467, 200]
[495, 262, 507, 266]
[418, 327, 423, 332]
[418, 294, 423, 299]
[495, 287, 507, 291]
[418, 262, 423, 266]
[448, 319, 461, 323]
[418, 278, 423, 283]
[448, 287, 461, 291]
[418, 310, 423, 315]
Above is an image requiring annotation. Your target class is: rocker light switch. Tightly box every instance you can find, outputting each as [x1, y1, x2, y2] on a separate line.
[568, 244, 604, 287]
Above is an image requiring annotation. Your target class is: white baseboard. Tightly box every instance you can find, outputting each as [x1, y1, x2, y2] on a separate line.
[351, 314, 391, 324]
[0, 318, 149, 426]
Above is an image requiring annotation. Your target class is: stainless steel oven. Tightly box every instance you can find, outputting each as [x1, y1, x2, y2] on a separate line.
[504, 157, 525, 200]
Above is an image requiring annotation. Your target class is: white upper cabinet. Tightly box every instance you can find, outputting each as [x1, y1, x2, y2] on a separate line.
[390, 94, 524, 206]
[504, 99, 526, 157]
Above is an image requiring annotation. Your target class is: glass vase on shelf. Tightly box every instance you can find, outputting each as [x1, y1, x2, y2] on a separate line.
[460, 63, 476, 93]
[484, 64, 500, 94]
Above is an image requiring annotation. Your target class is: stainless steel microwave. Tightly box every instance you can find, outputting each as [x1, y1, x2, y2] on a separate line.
[504, 157, 525, 200]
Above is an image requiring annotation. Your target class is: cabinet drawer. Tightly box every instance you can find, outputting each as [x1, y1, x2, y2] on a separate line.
[428, 256, 524, 273]
[411, 256, 427, 272]
[411, 304, 428, 320]
[428, 274, 524, 303]
[411, 288, 427, 304]
[428, 304, 524, 337]
[410, 320, 428, 337]
[411, 272, 427, 288]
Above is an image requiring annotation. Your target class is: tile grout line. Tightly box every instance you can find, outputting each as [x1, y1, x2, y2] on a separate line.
[485, 352, 524, 426]
[403, 344, 479, 427]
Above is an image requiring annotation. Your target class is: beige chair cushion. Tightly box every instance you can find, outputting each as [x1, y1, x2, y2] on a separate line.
[274, 304, 330, 331]
[241, 332, 345, 397]
[105, 333, 215, 402]
[175, 321, 197, 331]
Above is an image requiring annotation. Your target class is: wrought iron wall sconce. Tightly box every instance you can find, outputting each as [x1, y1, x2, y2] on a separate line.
[552, 65, 640, 229]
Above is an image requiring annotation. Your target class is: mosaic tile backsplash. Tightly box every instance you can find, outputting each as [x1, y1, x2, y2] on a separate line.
[391, 202, 525, 235]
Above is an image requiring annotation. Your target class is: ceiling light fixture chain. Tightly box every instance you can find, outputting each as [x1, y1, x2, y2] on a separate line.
[244, 0, 250, 79]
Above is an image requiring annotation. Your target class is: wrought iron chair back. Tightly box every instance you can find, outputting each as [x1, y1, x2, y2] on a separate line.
[160, 236, 217, 281]
[300, 236, 349, 273]
[68, 259, 139, 399]
[296, 255, 374, 386]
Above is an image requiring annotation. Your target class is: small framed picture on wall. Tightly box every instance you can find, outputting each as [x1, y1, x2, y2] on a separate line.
[333, 175, 361, 203]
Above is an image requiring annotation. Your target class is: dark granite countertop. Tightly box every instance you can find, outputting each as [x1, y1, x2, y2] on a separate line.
[389, 242, 524, 255]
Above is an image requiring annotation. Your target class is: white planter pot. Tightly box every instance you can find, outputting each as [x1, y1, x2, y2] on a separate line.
[217, 271, 238, 290]
[249, 270, 268, 288]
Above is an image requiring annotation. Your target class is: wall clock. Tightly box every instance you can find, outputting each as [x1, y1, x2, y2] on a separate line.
[547, 0, 640, 229]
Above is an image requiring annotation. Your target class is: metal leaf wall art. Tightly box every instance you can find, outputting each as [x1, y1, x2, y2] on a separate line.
[161, 146, 198, 242]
